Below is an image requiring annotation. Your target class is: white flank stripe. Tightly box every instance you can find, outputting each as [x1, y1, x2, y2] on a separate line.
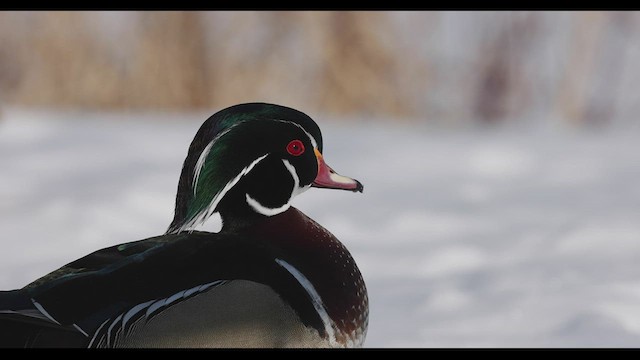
[275, 259, 338, 347]
[31, 299, 60, 325]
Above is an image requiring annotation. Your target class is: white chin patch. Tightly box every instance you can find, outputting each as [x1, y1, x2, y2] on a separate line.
[244, 159, 310, 217]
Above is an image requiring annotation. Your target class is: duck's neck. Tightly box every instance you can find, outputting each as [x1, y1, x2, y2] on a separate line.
[218, 211, 265, 234]
[209, 185, 264, 233]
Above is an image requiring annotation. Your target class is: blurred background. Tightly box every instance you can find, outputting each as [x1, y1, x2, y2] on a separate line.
[2, 11, 640, 347]
[1, 11, 640, 126]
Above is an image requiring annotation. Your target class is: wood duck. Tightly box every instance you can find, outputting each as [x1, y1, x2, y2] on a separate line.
[0, 103, 367, 348]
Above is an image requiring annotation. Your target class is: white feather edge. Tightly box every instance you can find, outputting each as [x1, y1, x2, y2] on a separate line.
[88, 280, 225, 347]
[274, 259, 338, 347]
[73, 323, 89, 337]
[88, 318, 110, 348]
[31, 298, 60, 325]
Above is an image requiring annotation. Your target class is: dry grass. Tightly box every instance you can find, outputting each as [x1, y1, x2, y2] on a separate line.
[0, 11, 638, 125]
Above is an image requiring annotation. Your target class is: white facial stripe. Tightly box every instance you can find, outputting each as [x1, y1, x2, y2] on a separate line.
[282, 159, 300, 192]
[177, 153, 270, 233]
[192, 125, 239, 194]
[275, 259, 338, 347]
[193, 141, 214, 193]
[283, 159, 311, 198]
[273, 119, 318, 149]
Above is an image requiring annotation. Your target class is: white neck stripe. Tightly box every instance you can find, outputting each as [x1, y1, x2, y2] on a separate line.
[245, 193, 291, 216]
[177, 153, 269, 233]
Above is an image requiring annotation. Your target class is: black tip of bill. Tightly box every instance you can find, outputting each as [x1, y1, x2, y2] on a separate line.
[353, 180, 364, 193]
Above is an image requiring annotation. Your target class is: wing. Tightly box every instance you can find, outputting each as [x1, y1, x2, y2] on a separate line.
[0, 234, 181, 347]
[0, 309, 87, 348]
[89, 279, 327, 348]
[8, 231, 324, 347]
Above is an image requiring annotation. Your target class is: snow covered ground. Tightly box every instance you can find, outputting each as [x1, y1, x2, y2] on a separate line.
[2, 109, 640, 347]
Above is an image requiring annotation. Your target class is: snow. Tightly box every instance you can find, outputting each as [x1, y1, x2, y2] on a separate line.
[2, 109, 640, 347]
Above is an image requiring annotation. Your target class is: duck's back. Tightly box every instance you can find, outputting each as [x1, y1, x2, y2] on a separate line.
[0, 207, 367, 348]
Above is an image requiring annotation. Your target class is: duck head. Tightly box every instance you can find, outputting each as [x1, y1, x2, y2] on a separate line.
[167, 103, 363, 234]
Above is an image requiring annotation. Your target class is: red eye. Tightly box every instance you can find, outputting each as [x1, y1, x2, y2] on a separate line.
[286, 139, 305, 156]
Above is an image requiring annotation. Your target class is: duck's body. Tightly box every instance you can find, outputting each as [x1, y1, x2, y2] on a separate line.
[0, 103, 367, 348]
